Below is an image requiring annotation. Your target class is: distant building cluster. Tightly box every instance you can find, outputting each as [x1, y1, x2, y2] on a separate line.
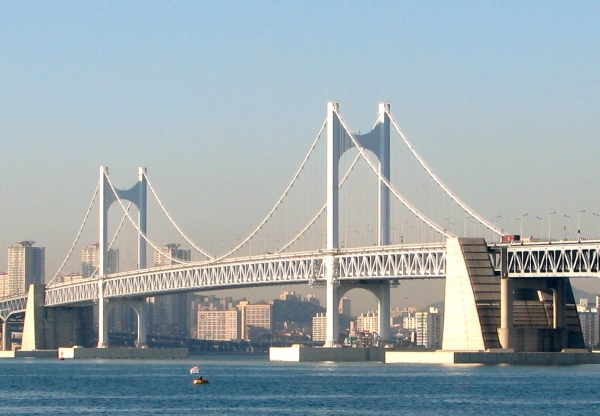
[313, 304, 443, 349]
[576, 296, 600, 349]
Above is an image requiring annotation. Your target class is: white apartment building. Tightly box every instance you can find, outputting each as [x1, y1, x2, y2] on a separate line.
[403, 307, 442, 349]
[356, 311, 379, 334]
[312, 313, 327, 341]
[238, 301, 273, 341]
[197, 309, 240, 340]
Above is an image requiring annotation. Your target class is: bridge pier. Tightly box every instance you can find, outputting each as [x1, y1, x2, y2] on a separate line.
[97, 296, 148, 349]
[324, 256, 340, 347]
[127, 298, 148, 348]
[325, 279, 393, 348]
[497, 276, 580, 352]
[1, 321, 11, 351]
[97, 281, 109, 348]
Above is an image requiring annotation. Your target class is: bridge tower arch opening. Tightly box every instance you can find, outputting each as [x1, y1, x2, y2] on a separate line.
[0, 312, 24, 351]
[334, 282, 392, 347]
[98, 166, 148, 348]
[324, 102, 391, 347]
[105, 298, 148, 348]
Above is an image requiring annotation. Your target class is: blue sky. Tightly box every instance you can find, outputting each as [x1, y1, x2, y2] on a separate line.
[2, 1, 600, 307]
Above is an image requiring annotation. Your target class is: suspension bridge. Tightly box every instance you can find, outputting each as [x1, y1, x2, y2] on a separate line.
[2, 101, 599, 354]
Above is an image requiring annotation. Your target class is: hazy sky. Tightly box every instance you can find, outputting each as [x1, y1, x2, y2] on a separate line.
[2, 1, 600, 310]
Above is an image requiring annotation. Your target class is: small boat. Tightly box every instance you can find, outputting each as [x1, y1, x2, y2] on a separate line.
[189, 365, 208, 385]
[192, 378, 209, 385]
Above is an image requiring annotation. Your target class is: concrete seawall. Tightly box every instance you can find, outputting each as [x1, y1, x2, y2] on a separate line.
[270, 345, 384, 362]
[385, 351, 600, 365]
[59, 347, 188, 359]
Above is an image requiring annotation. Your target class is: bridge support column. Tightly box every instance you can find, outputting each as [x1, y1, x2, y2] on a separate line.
[1, 321, 10, 351]
[498, 276, 514, 349]
[553, 278, 566, 329]
[129, 299, 148, 348]
[377, 102, 391, 246]
[375, 282, 391, 346]
[324, 255, 340, 348]
[97, 280, 109, 348]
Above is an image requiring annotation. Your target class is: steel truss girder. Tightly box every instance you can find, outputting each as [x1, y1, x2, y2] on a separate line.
[337, 249, 445, 280]
[0, 295, 27, 321]
[506, 242, 600, 277]
[42, 245, 446, 306]
[45, 281, 98, 307]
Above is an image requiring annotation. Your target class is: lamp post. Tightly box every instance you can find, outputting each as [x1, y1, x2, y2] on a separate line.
[593, 213, 600, 237]
[492, 215, 501, 243]
[516, 214, 528, 237]
[548, 212, 556, 241]
[578, 210, 585, 241]
[564, 215, 571, 239]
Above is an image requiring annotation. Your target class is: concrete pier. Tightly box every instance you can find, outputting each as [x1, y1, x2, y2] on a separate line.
[270, 345, 384, 362]
[59, 347, 188, 359]
[385, 350, 600, 365]
[0, 350, 57, 359]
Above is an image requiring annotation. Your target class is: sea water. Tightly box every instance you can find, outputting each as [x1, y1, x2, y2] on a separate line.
[1, 356, 600, 415]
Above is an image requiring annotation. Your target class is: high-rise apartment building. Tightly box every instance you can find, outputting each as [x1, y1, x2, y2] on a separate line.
[82, 244, 119, 278]
[312, 313, 327, 342]
[238, 301, 273, 341]
[403, 307, 442, 349]
[356, 311, 379, 334]
[578, 310, 599, 349]
[0, 272, 9, 297]
[148, 244, 191, 337]
[339, 296, 351, 316]
[7, 241, 45, 295]
[197, 309, 240, 340]
[577, 299, 599, 349]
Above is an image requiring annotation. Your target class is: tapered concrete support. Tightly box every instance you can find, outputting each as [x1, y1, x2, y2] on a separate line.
[499, 277, 514, 349]
[21, 284, 46, 351]
[442, 238, 487, 351]
[97, 281, 109, 348]
[324, 255, 340, 347]
[1, 321, 10, 351]
[375, 282, 391, 345]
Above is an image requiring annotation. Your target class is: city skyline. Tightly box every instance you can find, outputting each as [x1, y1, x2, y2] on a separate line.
[2, 2, 600, 308]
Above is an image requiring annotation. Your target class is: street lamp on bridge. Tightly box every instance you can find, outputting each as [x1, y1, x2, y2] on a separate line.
[593, 213, 600, 237]
[516, 214, 528, 237]
[548, 212, 556, 241]
[578, 210, 585, 241]
[536, 217, 543, 239]
[564, 215, 571, 239]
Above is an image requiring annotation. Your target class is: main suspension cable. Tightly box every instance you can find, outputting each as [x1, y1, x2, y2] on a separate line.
[205, 118, 327, 264]
[334, 108, 452, 238]
[105, 174, 192, 265]
[276, 151, 362, 253]
[386, 109, 503, 236]
[143, 171, 214, 259]
[48, 182, 100, 286]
